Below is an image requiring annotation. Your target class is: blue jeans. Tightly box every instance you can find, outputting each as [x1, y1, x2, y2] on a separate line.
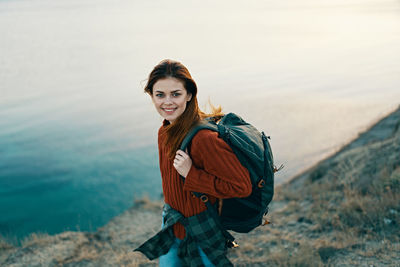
[159, 211, 215, 267]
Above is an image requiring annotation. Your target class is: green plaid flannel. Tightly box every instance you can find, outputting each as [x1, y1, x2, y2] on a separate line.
[134, 204, 233, 267]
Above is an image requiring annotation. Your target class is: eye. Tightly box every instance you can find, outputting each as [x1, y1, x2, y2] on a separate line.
[172, 92, 181, 97]
[155, 93, 164, 98]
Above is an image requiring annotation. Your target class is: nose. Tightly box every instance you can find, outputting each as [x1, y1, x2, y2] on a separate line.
[164, 95, 173, 105]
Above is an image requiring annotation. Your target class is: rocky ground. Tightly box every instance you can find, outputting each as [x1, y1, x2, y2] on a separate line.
[1, 106, 399, 267]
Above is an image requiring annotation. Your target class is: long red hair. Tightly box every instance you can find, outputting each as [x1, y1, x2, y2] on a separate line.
[144, 59, 223, 159]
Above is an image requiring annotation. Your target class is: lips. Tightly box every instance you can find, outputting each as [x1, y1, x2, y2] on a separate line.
[162, 108, 177, 115]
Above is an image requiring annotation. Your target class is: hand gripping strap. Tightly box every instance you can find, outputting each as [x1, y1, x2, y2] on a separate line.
[178, 118, 219, 198]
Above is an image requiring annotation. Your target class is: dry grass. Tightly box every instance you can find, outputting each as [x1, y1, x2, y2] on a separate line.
[268, 128, 400, 266]
[20, 232, 55, 248]
[133, 194, 164, 212]
[265, 242, 323, 267]
[229, 234, 324, 267]
[307, 166, 400, 240]
[0, 235, 14, 251]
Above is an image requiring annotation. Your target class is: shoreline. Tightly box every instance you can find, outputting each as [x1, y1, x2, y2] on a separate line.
[286, 104, 400, 186]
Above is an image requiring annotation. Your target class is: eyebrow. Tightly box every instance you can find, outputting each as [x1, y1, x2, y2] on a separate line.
[154, 89, 183, 93]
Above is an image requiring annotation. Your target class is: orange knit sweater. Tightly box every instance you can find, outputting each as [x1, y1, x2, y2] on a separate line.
[158, 120, 252, 239]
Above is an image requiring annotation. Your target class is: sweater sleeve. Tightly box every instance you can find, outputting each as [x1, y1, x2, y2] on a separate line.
[183, 130, 252, 199]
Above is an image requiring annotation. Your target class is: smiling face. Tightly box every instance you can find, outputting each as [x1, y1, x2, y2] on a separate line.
[151, 77, 192, 124]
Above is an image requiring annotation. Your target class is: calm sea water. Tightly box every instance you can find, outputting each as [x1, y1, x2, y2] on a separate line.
[1, 0, 399, 243]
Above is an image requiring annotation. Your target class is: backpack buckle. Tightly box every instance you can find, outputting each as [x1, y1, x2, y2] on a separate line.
[200, 195, 209, 203]
[227, 240, 239, 248]
[273, 164, 284, 173]
[218, 199, 223, 215]
[264, 207, 269, 216]
[262, 219, 271, 226]
[257, 179, 265, 188]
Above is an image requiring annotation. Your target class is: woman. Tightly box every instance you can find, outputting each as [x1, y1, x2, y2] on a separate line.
[135, 59, 252, 267]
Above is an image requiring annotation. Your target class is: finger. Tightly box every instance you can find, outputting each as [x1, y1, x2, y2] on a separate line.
[174, 154, 185, 161]
[174, 159, 184, 167]
[176, 152, 188, 159]
[176, 150, 188, 157]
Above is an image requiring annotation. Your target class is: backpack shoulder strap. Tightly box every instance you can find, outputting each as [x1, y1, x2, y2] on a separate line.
[179, 118, 219, 151]
[178, 117, 238, 243]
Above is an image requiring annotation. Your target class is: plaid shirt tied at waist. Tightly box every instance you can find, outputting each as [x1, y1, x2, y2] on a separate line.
[133, 203, 234, 267]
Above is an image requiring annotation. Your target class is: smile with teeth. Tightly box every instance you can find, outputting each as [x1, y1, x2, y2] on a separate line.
[162, 108, 177, 114]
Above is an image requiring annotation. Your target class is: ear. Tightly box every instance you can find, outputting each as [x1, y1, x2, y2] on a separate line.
[187, 93, 192, 102]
